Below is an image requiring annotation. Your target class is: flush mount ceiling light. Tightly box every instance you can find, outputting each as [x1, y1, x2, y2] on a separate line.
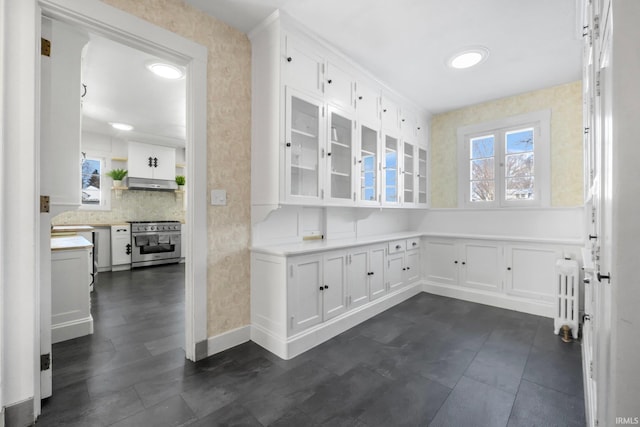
[110, 122, 134, 131]
[447, 47, 490, 69]
[146, 62, 185, 80]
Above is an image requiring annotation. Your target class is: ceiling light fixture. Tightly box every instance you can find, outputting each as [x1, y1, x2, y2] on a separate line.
[447, 47, 489, 69]
[110, 122, 134, 131]
[146, 62, 184, 80]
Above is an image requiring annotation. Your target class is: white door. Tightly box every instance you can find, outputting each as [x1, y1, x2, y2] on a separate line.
[424, 239, 458, 286]
[151, 145, 176, 180]
[402, 141, 415, 205]
[355, 82, 379, 125]
[289, 255, 323, 333]
[325, 62, 354, 110]
[382, 134, 400, 205]
[322, 251, 347, 320]
[416, 147, 428, 206]
[111, 225, 132, 266]
[348, 249, 370, 308]
[405, 249, 420, 283]
[505, 245, 560, 302]
[369, 245, 386, 300]
[358, 122, 380, 205]
[326, 105, 355, 205]
[381, 96, 400, 132]
[460, 241, 502, 292]
[127, 142, 154, 178]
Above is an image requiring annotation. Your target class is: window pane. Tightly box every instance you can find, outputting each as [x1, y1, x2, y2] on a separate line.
[81, 158, 101, 205]
[506, 153, 534, 178]
[471, 135, 494, 159]
[470, 180, 495, 202]
[471, 158, 494, 180]
[505, 177, 534, 200]
[506, 128, 533, 154]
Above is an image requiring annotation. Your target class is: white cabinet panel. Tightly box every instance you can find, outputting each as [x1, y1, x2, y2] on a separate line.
[289, 255, 323, 333]
[383, 133, 400, 205]
[505, 245, 561, 302]
[94, 227, 111, 271]
[402, 141, 415, 205]
[284, 35, 323, 98]
[325, 62, 355, 110]
[417, 147, 428, 206]
[355, 82, 380, 125]
[387, 252, 405, 291]
[369, 245, 386, 301]
[460, 242, 502, 292]
[327, 105, 356, 204]
[323, 251, 347, 320]
[111, 225, 131, 268]
[358, 123, 380, 205]
[348, 248, 369, 308]
[424, 239, 458, 286]
[405, 249, 420, 283]
[381, 96, 400, 132]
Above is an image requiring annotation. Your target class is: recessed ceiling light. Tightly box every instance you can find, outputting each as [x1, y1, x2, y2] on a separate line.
[447, 47, 489, 69]
[146, 62, 184, 80]
[110, 122, 134, 131]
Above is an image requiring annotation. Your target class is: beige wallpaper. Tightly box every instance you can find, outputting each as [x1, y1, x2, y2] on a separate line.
[100, 0, 251, 337]
[430, 81, 583, 208]
[53, 190, 185, 224]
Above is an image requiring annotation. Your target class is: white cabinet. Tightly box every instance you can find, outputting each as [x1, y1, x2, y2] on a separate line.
[417, 146, 428, 206]
[128, 141, 176, 180]
[111, 225, 131, 270]
[40, 18, 89, 215]
[322, 251, 348, 320]
[387, 250, 405, 291]
[505, 245, 561, 302]
[347, 244, 386, 306]
[402, 141, 416, 204]
[405, 238, 421, 283]
[51, 245, 93, 343]
[250, 17, 430, 210]
[383, 133, 400, 205]
[387, 238, 420, 291]
[94, 226, 111, 271]
[288, 254, 323, 333]
[459, 241, 502, 292]
[424, 239, 459, 286]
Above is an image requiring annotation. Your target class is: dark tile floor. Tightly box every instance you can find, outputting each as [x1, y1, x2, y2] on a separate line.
[37, 264, 586, 426]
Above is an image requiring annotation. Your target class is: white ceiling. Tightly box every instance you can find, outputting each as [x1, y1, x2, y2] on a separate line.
[186, 0, 582, 114]
[81, 34, 186, 146]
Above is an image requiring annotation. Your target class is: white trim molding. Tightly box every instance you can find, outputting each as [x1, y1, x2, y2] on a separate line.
[206, 326, 251, 357]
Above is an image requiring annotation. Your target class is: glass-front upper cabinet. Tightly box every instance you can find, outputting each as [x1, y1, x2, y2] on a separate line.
[359, 124, 379, 204]
[383, 134, 399, 204]
[327, 106, 355, 204]
[403, 141, 415, 204]
[285, 89, 323, 203]
[417, 146, 427, 205]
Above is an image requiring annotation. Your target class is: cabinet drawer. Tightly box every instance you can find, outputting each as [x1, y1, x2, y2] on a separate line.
[406, 238, 420, 250]
[388, 240, 405, 254]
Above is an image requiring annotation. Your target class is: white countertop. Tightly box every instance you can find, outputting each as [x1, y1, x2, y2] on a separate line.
[251, 231, 423, 256]
[51, 236, 93, 251]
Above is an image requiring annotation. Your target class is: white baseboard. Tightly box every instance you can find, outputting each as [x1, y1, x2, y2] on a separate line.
[51, 315, 94, 344]
[422, 281, 554, 318]
[251, 282, 423, 360]
[206, 325, 251, 357]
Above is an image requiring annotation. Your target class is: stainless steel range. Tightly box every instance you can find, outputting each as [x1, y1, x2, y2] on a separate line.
[130, 220, 181, 268]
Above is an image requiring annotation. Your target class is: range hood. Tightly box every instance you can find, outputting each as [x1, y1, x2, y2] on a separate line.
[124, 176, 178, 191]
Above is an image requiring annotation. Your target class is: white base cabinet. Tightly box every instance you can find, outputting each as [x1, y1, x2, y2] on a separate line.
[251, 235, 423, 359]
[111, 225, 131, 271]
[423, 236, 573, 317]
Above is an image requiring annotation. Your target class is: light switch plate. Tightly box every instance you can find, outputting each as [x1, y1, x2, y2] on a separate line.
[211, 189, 227, 206]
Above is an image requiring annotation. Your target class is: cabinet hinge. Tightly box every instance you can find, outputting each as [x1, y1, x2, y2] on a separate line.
[589, 361, 593, 378]
[593, 15, 600, 39]
[289, 265, 293, 278]
[40, 195, 50, 213]
[41, 38, 51, 57]
[322, 106, 325, 117]
[290, 316, 294, 329]
[595, 71, 601, 96]
[40, 353, 51, 371]
[321, 189, 324, 199]
[353, 192, 356, 202]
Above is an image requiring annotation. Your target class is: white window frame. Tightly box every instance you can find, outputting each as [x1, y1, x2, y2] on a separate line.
[457, 109, 551, 208]
[79, 151, 112, 211]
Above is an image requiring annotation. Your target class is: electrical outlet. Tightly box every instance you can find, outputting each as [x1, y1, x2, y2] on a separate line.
[211, 189, 227, 206]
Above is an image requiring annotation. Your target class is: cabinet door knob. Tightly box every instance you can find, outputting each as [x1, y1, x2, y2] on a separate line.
[286, 142, 291, 147]
[327, 152, 332, 157]
[406, 267, 410, 270]
[454, 260, 458, 264]
[507, 267, 511, 271]
[412, 242, 417, 246]
[395, 245, 401, 249]
[126, 244, 131, 255]
[589, 234, 598, 240]
[402, 267, 406, 271]
[325, 285, 329, 289]
[461, 262, 466, 265]
[148, 157, 153, 167]
[327, 79, 332, 84]
[370, 272, 374, 276]
[383, 109, 387, 113]
[319, 286, 324, 291]
[358, 96, 363, 100]
[153, 157, 158, 168]
[402, 118, 405, 122]
[286, 56, 292, 62]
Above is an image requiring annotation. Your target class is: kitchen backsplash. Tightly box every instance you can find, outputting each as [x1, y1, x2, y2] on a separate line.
[52, 189, 185, 225]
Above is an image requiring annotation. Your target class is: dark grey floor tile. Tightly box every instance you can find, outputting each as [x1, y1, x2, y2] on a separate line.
[185, 403, 262, 427]
[145, 332, 184, 356]
[464, 344, 529, 394]
[241, 360, 335, 425]
[269, 408, 319, 427]
[523, 346, 583, 397]
[358, 374, 451, 427]
[38, 382, 91, 426]
[533, 318, 582, 355]
[429, 376, 516, 427]
[355, 312, 416, 344]
[299, 365, 390, 424]
[309, 335, 398, 376]
[507, 380, 586, 427]
[111, 395, 195, 427]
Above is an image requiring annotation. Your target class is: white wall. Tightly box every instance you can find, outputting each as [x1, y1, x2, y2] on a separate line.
[1, 0, 38, 415]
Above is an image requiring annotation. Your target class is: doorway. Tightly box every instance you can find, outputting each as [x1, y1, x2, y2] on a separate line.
[37, 0, 208, 417]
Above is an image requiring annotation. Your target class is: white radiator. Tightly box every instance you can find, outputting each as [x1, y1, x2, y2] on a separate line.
[554, 258, 580, 339]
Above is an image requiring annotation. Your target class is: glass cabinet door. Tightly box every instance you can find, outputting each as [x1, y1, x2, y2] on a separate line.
[328, 107, 354, 203]
[417, 146, 427, 205]
[360, 124, 378, 203]
[403, 141, 414, 204]
[286, 90, 322, 201]
[384, 135, 399, 203]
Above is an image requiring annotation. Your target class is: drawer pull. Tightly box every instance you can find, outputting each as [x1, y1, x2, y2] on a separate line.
[412, 242, 417, 247]
[395, 245, 401, 249]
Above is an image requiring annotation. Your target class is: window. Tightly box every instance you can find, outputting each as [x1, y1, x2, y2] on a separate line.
[80, 154, 111, 210]
[458, 110, 550, 208]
